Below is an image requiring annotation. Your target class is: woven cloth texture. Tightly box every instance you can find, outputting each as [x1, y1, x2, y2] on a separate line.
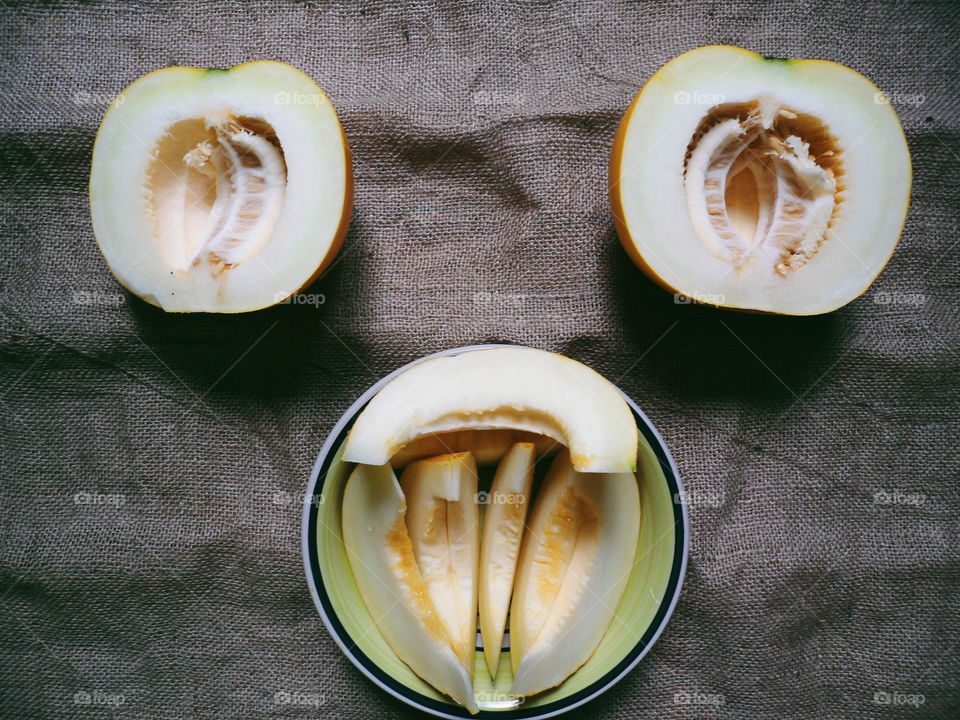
[1, 1, 958, 718]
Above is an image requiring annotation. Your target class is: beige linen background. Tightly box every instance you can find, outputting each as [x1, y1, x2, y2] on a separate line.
[1, 1, 958, 718]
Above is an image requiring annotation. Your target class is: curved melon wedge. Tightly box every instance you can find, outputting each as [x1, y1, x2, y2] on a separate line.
[399, 453, 480, 675]
[341, 463, 478, 714]
[343, 347, 637, 473]
[509, 450, 640, 697]
[478, 442, 535, 679]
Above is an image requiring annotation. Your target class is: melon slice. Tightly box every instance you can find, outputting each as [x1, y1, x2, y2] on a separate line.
[610, 45, 911, 314]
[343, 347, 637, 473]
[478, 442, 536, 678]
[341, 463, 478, 714]
[509, 450, 640, 697]
[89, 61, 352, 312]
[391, 429, 557, 469]
[398, 453, 481, 675]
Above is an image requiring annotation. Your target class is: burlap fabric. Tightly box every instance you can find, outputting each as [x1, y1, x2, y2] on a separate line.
[1, 1, 957, 718]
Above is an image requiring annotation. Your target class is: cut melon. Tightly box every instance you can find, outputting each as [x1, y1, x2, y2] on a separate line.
[398, 453, 481, 675]
[89, 61, 352, 312]
[509, 450, 640, 697]
[610, 45, 911, 314]
[343, 347, 637, 473]
[391, 429, 557, 469]
[478, 442, 536, 679]
[341, 463, 478, 714]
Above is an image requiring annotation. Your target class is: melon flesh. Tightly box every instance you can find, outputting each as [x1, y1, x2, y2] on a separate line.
[341, 463, 478, 714]
[343, 346, 637, 473]
[399, 453, 481, 675]
[509, 450, 640, 696]
[610, 45, 911, 314]
[478, 442, 536, 678]
[89, 61, 352, 312]
[391, 429, 557, 469]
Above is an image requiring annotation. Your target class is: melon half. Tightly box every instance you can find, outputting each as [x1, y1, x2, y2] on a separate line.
[610, 45, 911, 315]
[89, 61, 352, 312]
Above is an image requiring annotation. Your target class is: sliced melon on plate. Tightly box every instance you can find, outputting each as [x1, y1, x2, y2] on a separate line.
[341, 462, 478, 714]
[399, 452, 481, 675]
[343, 346, 637, 473]
[509, 450, 640, 697]
[478, 442, 536, 678]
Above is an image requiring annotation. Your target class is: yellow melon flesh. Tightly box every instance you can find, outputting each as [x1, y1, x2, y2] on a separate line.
[478, 442, 536, 678]
[341, 463, 478, 714]
[391, 429, 557, 469]
[399, 453, 481, 675]
[509, 450, 640, 696]
[344, 346, 637, 473]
